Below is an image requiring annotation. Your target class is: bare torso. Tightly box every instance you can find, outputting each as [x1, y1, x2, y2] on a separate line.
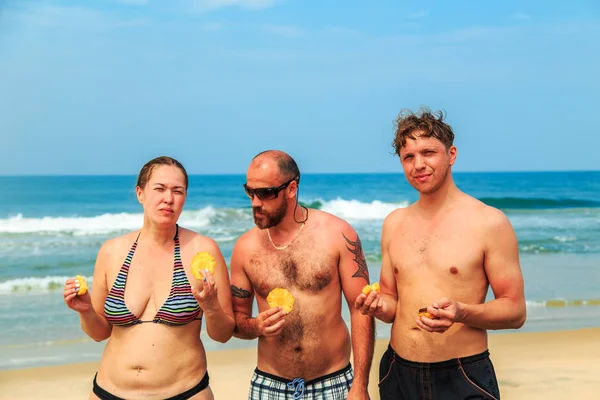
[388, 195, 490, 362]
[243, 214, 351, 380]
[92, 229, 212, 400]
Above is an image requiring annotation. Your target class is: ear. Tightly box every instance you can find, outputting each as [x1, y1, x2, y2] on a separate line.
[135, 186, 144, 204]
[288, 180, 298, 199]
[448, 146, 457, 166]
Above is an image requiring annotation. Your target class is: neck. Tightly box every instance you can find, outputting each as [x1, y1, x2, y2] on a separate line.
[269, 205, 307, 235]
[141, 219, 177, 246]
[416, 175, 459, 215]
[267, 220, 305, 251]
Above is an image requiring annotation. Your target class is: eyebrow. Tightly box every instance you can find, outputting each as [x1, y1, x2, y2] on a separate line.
[403, 147, 437, 154]
[153, 183, 186, 190]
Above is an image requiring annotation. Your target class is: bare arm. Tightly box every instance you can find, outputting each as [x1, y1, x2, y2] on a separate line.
[229, 238, 261, 339]
[458, 209, 526, 329]
[340, 227, 374, 397]
[376, 212, 399, 323]
[80, 241, 113, 341]
[354, 211, 399, 323]
[194, 239, 235, 343]
[422, 209, 526, 332]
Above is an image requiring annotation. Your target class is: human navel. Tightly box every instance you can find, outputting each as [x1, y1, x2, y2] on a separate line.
[449, 266, 459, 275]
[393, 267, 398, 274]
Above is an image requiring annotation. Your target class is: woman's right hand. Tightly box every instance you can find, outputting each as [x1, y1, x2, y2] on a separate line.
[63, 278, 93, 313]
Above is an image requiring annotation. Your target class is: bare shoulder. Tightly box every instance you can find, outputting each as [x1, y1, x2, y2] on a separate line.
[103, 231, 140, 252]
[96, 231, 140, 269]
[179, 227, 223, 254]
[482, 205, 515, 238]
[383, 206, 409, 230]
[232, 226, 260, 253]
[312, 208, 356, 236]
[461, 195, 514, 232]
[230, 227, 264, 270]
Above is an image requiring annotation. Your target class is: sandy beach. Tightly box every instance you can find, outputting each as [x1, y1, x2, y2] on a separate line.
[1, 328, 598, 399]
[0, 328, 600, 400]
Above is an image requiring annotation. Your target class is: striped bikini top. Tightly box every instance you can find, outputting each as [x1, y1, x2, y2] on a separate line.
[104, 226, 202, 327]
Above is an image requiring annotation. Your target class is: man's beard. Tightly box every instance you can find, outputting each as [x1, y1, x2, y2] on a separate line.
[253, 199, 288, 229]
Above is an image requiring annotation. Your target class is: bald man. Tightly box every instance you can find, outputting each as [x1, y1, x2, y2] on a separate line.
[230, 150, 374, 400]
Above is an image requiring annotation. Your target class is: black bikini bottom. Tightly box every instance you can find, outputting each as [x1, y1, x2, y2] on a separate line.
[92, 371, 209, 400]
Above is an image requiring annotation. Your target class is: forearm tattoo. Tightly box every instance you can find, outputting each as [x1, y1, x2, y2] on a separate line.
[231, 285, 251, 299]
[342, 233, 369, 281]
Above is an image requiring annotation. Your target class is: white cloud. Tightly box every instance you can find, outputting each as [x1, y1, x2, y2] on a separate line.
[262, 24, 304, 37]
[188, 0, 280, 12]
[4, 3, 152, 31]
[383, 25, 521, 46]
[113, 0, 150, 5]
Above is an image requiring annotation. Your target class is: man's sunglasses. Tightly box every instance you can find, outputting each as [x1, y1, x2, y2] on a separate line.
[243, 178, 298, 201]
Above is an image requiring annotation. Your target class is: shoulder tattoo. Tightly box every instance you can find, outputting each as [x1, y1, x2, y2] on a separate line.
[230, 285, 251, 299]
[342, 233, 369, 281]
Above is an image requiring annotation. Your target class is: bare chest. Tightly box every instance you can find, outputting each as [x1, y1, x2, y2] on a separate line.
[389, 221, 485, 282]
[246, 240, 339, 299]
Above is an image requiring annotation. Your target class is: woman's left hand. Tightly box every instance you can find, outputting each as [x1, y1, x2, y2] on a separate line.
[191, 269, 221, 313]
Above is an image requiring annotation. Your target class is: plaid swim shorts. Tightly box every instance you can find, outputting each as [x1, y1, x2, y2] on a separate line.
[248, 363, 354, 399]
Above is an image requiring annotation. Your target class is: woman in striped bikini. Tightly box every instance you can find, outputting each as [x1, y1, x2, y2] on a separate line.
[63, 156, 234, 400]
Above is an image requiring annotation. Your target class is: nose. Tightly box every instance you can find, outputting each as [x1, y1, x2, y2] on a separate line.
[164, 190, 174, 204]
[251, 195, 262, 208]
[414, 155, 426, 170]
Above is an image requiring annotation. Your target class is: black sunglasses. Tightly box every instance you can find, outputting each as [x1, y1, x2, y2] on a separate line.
[243, 178, 298, 201]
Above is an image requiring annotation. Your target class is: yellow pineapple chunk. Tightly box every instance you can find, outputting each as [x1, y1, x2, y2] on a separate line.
[418, 307, 439, 320]
[267, 288, 295, 313]
[191, 252, 216, 280]
[361, 282, 381, 295]
[75, 275, 88, 296]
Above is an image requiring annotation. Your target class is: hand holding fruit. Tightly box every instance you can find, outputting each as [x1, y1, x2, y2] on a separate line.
[354, 281, 384, 317]
[190, 252, 220, 312]
[255, 288, 295, 337]
[63, 275, 92, 313]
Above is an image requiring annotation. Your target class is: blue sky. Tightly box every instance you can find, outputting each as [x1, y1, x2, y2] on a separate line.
[1, 0, 599, 175]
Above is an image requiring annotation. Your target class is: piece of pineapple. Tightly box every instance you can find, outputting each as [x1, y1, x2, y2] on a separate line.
[267, 288, 295, 313]
[191, 252, 216, 280]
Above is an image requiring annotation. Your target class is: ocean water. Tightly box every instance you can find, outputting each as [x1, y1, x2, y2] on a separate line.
[1, 171, 599, 370]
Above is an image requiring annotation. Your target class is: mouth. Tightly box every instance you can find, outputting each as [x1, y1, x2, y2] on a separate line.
[414, 174, 430, 182]
[159, 208, 174, 214]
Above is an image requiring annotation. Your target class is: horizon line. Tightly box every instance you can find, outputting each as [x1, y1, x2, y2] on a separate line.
[1, 169, 599, 178]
